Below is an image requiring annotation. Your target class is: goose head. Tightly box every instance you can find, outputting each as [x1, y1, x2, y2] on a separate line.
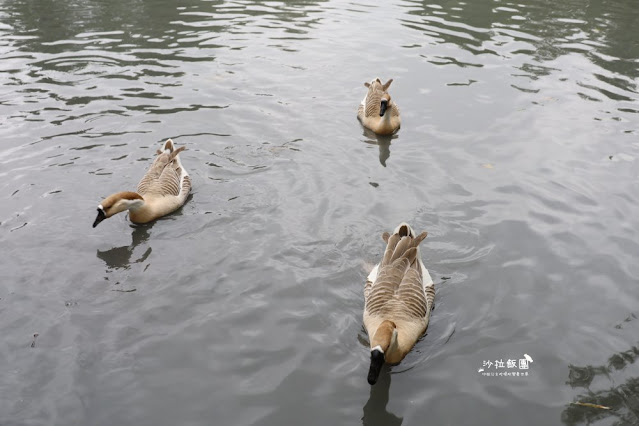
[364, 78, 394, 118]
[93, 191, 144, 228]
[379, 94, 391, 117]
[368, 320, 398, 385]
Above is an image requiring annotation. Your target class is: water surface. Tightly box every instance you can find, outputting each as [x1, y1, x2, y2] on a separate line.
[1, 0, 638, 425]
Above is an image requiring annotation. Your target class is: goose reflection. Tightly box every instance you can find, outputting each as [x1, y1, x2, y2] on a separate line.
[96, 224, 152, 270]
[361, 128, 396, 167]
[362, 365, 403, 426]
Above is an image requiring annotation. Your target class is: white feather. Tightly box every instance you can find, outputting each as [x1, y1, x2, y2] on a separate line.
[367, 263, 380, 283]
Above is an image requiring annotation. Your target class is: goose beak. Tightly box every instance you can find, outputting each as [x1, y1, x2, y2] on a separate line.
[367, 349, 385, 385]
[93, 209, 106, 228]
[379, 99, 388, 117]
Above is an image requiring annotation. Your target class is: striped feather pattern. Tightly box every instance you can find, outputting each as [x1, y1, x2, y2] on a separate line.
[137, 146, 189, 198]
[362, 223, 434, 366]
[364, 84, 383, 118]
[366, 230, 429, 320]
[357, 78, 401, 135]
[362, 80, 400, 118]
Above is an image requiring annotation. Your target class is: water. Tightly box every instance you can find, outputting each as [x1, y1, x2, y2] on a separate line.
[1, 0, 638, 424]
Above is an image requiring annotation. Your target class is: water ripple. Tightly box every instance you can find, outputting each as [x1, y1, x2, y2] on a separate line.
[1, 0, 639, 424]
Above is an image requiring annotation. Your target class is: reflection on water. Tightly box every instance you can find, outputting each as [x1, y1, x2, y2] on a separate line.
[361, 128, 395, 167]
[0, 0, 329, 130]
[96, 224, 151, 270]
[362, 364, 404, 426]
[562, 341, 639, 425]
[362, 367, 403, 426]
[1, 0, 639, 424]
[1, 0, 329, 53]
[400, 0, 639, 97]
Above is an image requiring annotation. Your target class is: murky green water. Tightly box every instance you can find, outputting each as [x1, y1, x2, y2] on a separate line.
[1, 0, 638, 425]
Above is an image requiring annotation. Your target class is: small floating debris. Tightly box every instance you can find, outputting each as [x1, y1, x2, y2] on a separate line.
[607, 153, 634, 162]
[369, 182, 379, 188]
[112, 289, 136, 293]
[10, 223, 27, 232]
[30, 333, 39, 348]
[571, 402, 610, 410]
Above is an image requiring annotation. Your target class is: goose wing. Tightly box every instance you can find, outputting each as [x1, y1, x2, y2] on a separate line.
[365, 230, 429, 319]
[137, 151, 170, 196]
[396, 262, 429, 319]
[391, 102, 400, 118]
[364, 86, 383, 118]
[137, 146, 190, 200]
[362, 90, 400, 118]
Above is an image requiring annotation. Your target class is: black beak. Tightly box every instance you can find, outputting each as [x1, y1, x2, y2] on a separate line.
[367, 349, 385, 385]
[93, 209, 106, 228]
[379, 99, 388, 117]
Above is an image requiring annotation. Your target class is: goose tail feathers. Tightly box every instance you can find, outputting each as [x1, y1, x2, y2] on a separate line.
[393, 222, 415, 238]
[162, 138, 176, 154]
[381, 222, 428, 268]
[160, 139, 187, 172]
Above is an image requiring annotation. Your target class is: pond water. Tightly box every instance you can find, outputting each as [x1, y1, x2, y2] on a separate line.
[1, 0, 638, 425]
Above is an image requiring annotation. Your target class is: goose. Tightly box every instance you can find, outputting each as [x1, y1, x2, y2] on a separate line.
[364, 223, 435, 385]
[357, 78, 401, 135]
[92, 139, 191, 227]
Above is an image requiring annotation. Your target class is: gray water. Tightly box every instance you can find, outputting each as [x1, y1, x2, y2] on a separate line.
[1, 0, 638, 425]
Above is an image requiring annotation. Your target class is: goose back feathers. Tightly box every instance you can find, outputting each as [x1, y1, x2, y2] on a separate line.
[364, 223, 435, 384]
[357, 78, 401, 135]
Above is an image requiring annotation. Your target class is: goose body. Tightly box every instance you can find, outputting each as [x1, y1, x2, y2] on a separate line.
[93, 139, 191, 227]
[364, 223, 435, 385]
[357, 78, 401, 135]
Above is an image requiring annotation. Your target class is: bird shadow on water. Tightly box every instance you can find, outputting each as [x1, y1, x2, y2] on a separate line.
[361, 128, 397, 167]
[362, 365, 403, 425]
[96, 224, 152, 271]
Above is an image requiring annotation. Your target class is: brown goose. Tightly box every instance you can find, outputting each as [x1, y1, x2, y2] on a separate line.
[364, 223, 435, 385]
[93, 139, 191, 227]
[357, 78, 401, 135]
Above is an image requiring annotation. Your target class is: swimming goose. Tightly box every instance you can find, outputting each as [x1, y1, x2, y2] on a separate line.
[93, 139, 191, 227]
[364, 223, 435, 385]
[357, 78, 401, 135]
